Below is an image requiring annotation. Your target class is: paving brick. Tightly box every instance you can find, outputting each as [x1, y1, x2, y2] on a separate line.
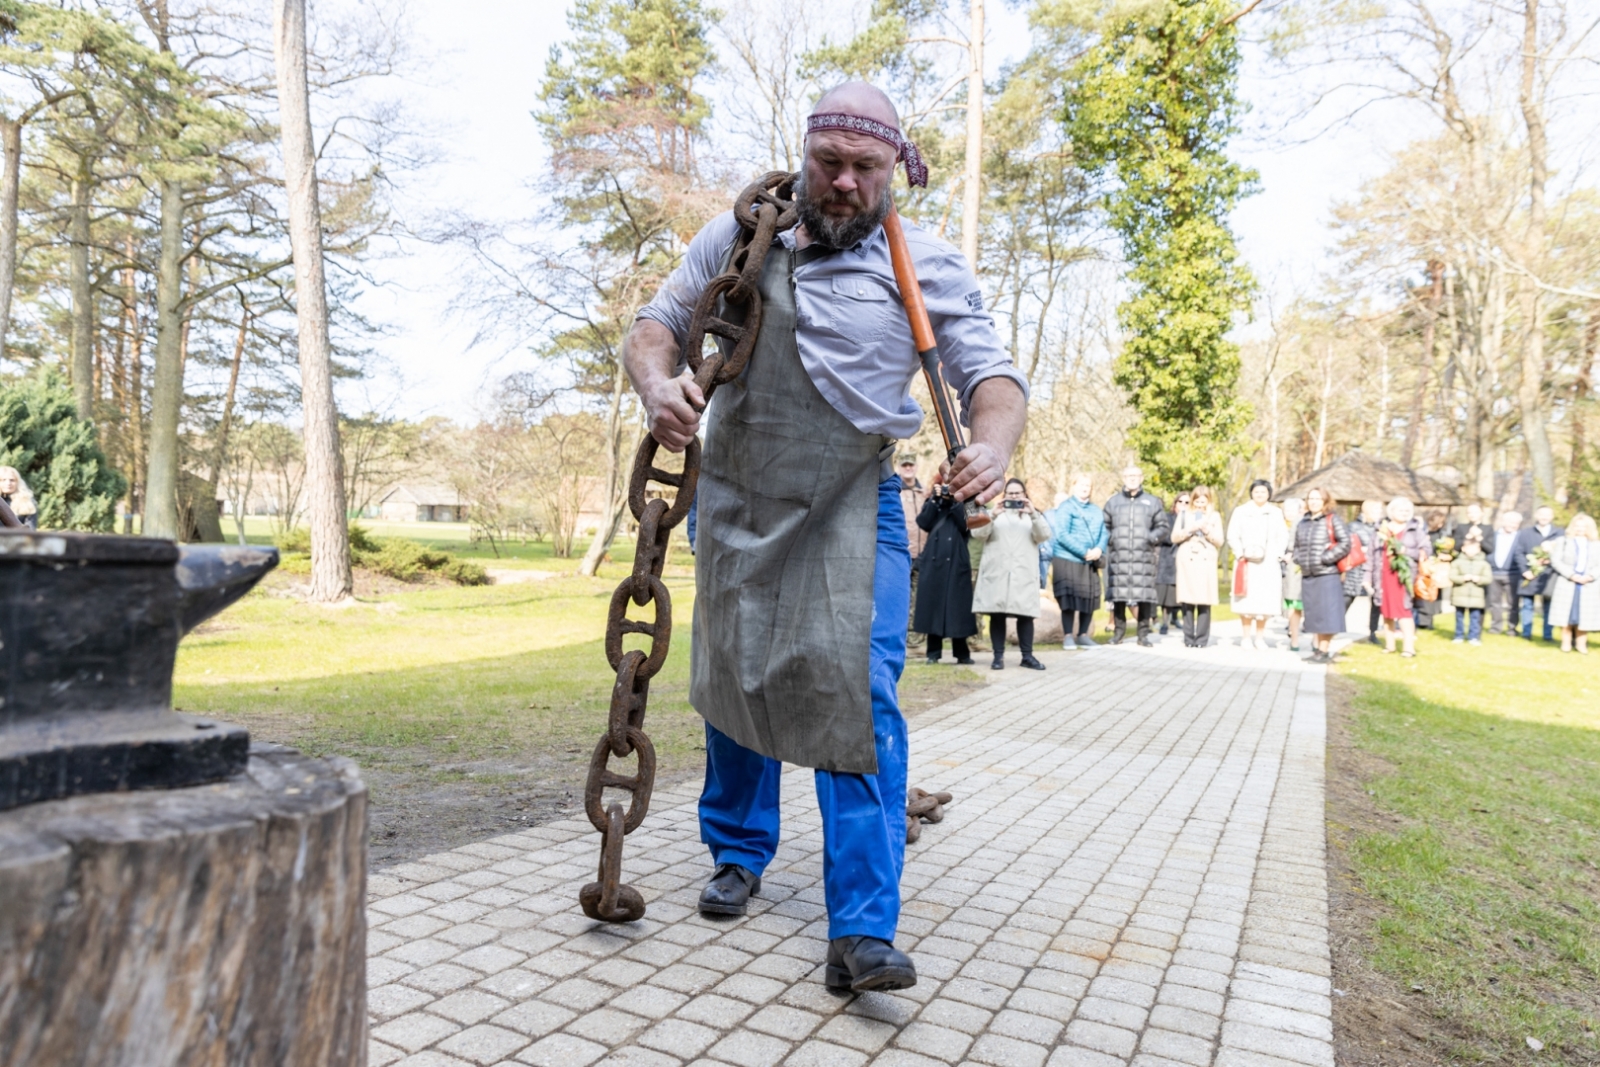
[705, 1029, 791, 1067]
[434, 1024, 529, 1064]
[781, 1040, 870, 1066]
[491, 1000, 576, 1038]
[892, 1021, 972, 1061]
[561, 1006, 648, 1046]
[372, 1012, 460, 1053]
[969, 1033, 1050, 1067]
[514, 1032, 607, 1066]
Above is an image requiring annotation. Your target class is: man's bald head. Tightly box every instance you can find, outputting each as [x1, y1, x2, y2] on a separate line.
[812, 81, 900, 128]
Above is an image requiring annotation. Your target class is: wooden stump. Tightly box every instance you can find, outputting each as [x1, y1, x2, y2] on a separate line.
[0, 746, 367, 1067]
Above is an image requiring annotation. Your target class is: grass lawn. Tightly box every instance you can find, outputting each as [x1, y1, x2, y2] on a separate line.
[234, 515, 609, 568]
[1331, 627, 1600, 1064]
[176, 556, 986, 865]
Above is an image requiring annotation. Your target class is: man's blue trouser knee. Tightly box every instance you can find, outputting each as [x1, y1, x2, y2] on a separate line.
[698, 477, 910, 942]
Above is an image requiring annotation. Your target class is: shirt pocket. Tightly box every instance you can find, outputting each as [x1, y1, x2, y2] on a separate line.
[827, 273, 895, 345]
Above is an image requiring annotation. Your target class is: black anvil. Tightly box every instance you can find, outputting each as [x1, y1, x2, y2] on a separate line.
[0, 532, 277, 810]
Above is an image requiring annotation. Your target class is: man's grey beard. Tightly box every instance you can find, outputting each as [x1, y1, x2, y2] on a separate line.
[795, 172, 892, 249]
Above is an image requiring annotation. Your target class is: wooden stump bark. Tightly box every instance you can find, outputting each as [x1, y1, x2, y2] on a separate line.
[0, 746, 367, 1067]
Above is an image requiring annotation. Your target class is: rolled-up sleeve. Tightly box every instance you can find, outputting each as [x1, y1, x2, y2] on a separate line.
[909, 233, 1030, 421]
[635, 211, 741, 350]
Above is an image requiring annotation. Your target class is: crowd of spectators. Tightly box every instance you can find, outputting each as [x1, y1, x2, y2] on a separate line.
[900, 460, 1600, 664]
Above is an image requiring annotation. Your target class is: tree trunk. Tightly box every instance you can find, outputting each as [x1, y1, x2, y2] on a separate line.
[960, 0, 984, 271]
[126, 251, 145, 531]
[578, 364, 631, 578]
[69, 162, 94, 419]
[143, 178, 185, 540]
[0, 119, 20, 360]
[1517, 0, 1557, 501]
[275, 0, 352, 601]
[1400, 260, 1443, 469]
[1571, 309, 1597, 494]
[210, 304, 249, 484]
[0, 750, 368, 1067]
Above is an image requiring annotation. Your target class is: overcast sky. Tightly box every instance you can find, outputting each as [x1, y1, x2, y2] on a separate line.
[348, 0, 1403, 423]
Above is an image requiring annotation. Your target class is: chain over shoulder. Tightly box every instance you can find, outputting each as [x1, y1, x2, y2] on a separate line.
[578, 172, 798, 923]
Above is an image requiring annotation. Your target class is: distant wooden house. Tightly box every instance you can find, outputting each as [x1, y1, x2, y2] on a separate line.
[378, 484, 468, 523]
[1276, 450, 1462, 509]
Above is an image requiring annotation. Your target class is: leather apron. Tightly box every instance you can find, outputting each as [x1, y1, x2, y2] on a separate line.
[690, 240, 891, 774]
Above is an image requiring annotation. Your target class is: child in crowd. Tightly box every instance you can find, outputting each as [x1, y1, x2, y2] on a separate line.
[1449, 532, 1491, 645]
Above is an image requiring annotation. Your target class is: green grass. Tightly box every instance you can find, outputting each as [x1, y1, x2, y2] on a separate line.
[175, 573, 706, 777]
[233, 516, 635, 568]
[1335, 629, 1600, 1063]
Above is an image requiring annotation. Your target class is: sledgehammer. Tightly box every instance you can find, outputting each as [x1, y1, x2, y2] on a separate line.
[883, 205, 989, 530]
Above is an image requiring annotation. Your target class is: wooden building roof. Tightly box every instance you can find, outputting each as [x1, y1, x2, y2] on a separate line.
[1275, 450, 1462, 507]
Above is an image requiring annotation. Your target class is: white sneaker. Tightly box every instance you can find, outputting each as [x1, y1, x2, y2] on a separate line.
[1063, 638, 1075, 651]
[1254, 637, 1269, 651]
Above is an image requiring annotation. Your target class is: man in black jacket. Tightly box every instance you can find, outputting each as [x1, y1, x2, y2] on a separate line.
[1486, 509, 1521, 635]
[1512, 506, 1563, 641]
[1102, 465, 1171, 646]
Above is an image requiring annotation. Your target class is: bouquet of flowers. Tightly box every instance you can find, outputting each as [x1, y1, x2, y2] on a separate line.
[1384, 533, 1415, 590]
[1528, 544, 1552, 579]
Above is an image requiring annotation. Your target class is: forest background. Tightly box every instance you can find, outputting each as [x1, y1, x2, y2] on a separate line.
[2, 0, 1599, 579]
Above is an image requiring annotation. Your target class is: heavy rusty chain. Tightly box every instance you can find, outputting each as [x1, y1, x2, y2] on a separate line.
[580, 171, 799, 923]
[905, 787, 952, 844]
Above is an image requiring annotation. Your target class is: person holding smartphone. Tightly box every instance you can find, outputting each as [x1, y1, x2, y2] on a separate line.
[972, 478, 1052, 669]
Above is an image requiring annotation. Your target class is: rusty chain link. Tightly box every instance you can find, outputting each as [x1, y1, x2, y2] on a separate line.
[580, 171, 799, 923]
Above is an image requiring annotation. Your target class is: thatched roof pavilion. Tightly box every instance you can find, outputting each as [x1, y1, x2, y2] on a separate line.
[1275, 450, 1462, 508]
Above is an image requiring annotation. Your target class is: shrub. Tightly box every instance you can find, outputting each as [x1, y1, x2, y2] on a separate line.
[0, 369, 125, 530]
[271, 525, 489, 585]
[440, 558, 490, 586]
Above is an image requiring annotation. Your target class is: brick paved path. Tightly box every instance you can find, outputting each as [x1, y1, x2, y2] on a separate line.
[366, 630, 1332, 1067]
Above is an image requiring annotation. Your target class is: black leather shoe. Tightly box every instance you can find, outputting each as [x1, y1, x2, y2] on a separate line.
[991, 655, 1005, 670]
[1137, 636, 1154, 647]
[1020, 656, 1045, 670]
[954, 656, 974, 665]
[698, 864, 760, 916]
[825, 936, 917, 992]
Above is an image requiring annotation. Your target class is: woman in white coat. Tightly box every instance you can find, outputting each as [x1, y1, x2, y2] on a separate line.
[973, 478, 1053, 670]
[1172, 485, 1225, 647]
[1548, 513, 1600, 654]
[1228, 479, 1288, 650]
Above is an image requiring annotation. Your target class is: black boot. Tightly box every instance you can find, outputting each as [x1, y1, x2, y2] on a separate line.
[991, 652, 1005, 670]
[698, 863, 760, 916]
[825, 936, 917, 992]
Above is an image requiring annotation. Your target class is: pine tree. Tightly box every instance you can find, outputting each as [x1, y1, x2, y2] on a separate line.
[1063, 0, 1257, 491]
[0, 369, 124, 529]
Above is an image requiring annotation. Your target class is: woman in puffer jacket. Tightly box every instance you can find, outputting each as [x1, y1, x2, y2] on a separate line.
[1044, 472, 1108, 650]
[1292, 487, 1351, 664]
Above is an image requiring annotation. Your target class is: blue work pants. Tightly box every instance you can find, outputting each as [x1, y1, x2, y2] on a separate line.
[698, 477, 910, 942]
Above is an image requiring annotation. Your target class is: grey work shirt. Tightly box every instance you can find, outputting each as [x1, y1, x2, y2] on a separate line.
[637, 210, 1028, 439]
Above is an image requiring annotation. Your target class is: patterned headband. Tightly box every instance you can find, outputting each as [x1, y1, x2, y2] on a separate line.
[805, 112, 929, 188]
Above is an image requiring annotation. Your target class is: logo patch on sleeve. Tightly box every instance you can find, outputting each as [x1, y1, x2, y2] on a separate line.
[964, 290, 984, 313]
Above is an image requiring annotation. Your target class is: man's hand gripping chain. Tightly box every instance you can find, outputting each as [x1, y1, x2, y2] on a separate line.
[579, 173, 798, 923]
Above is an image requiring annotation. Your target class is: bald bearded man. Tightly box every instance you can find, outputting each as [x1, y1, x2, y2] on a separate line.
[626, 82, 1027, 991]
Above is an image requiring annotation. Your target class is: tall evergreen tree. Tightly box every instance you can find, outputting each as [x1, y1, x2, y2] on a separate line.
[1063, 0, 1257, 491]
[530, 0, 720, 576]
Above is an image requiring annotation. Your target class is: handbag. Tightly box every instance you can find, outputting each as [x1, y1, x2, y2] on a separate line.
[1415, 559, 1439, 601]
[1334, 515, 1366, 574]
[1233, 556, 1249, 597]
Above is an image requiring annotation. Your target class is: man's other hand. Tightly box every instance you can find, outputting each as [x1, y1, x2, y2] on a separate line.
[938, 442, 1006, 505]
[643, 369, 706, 452]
